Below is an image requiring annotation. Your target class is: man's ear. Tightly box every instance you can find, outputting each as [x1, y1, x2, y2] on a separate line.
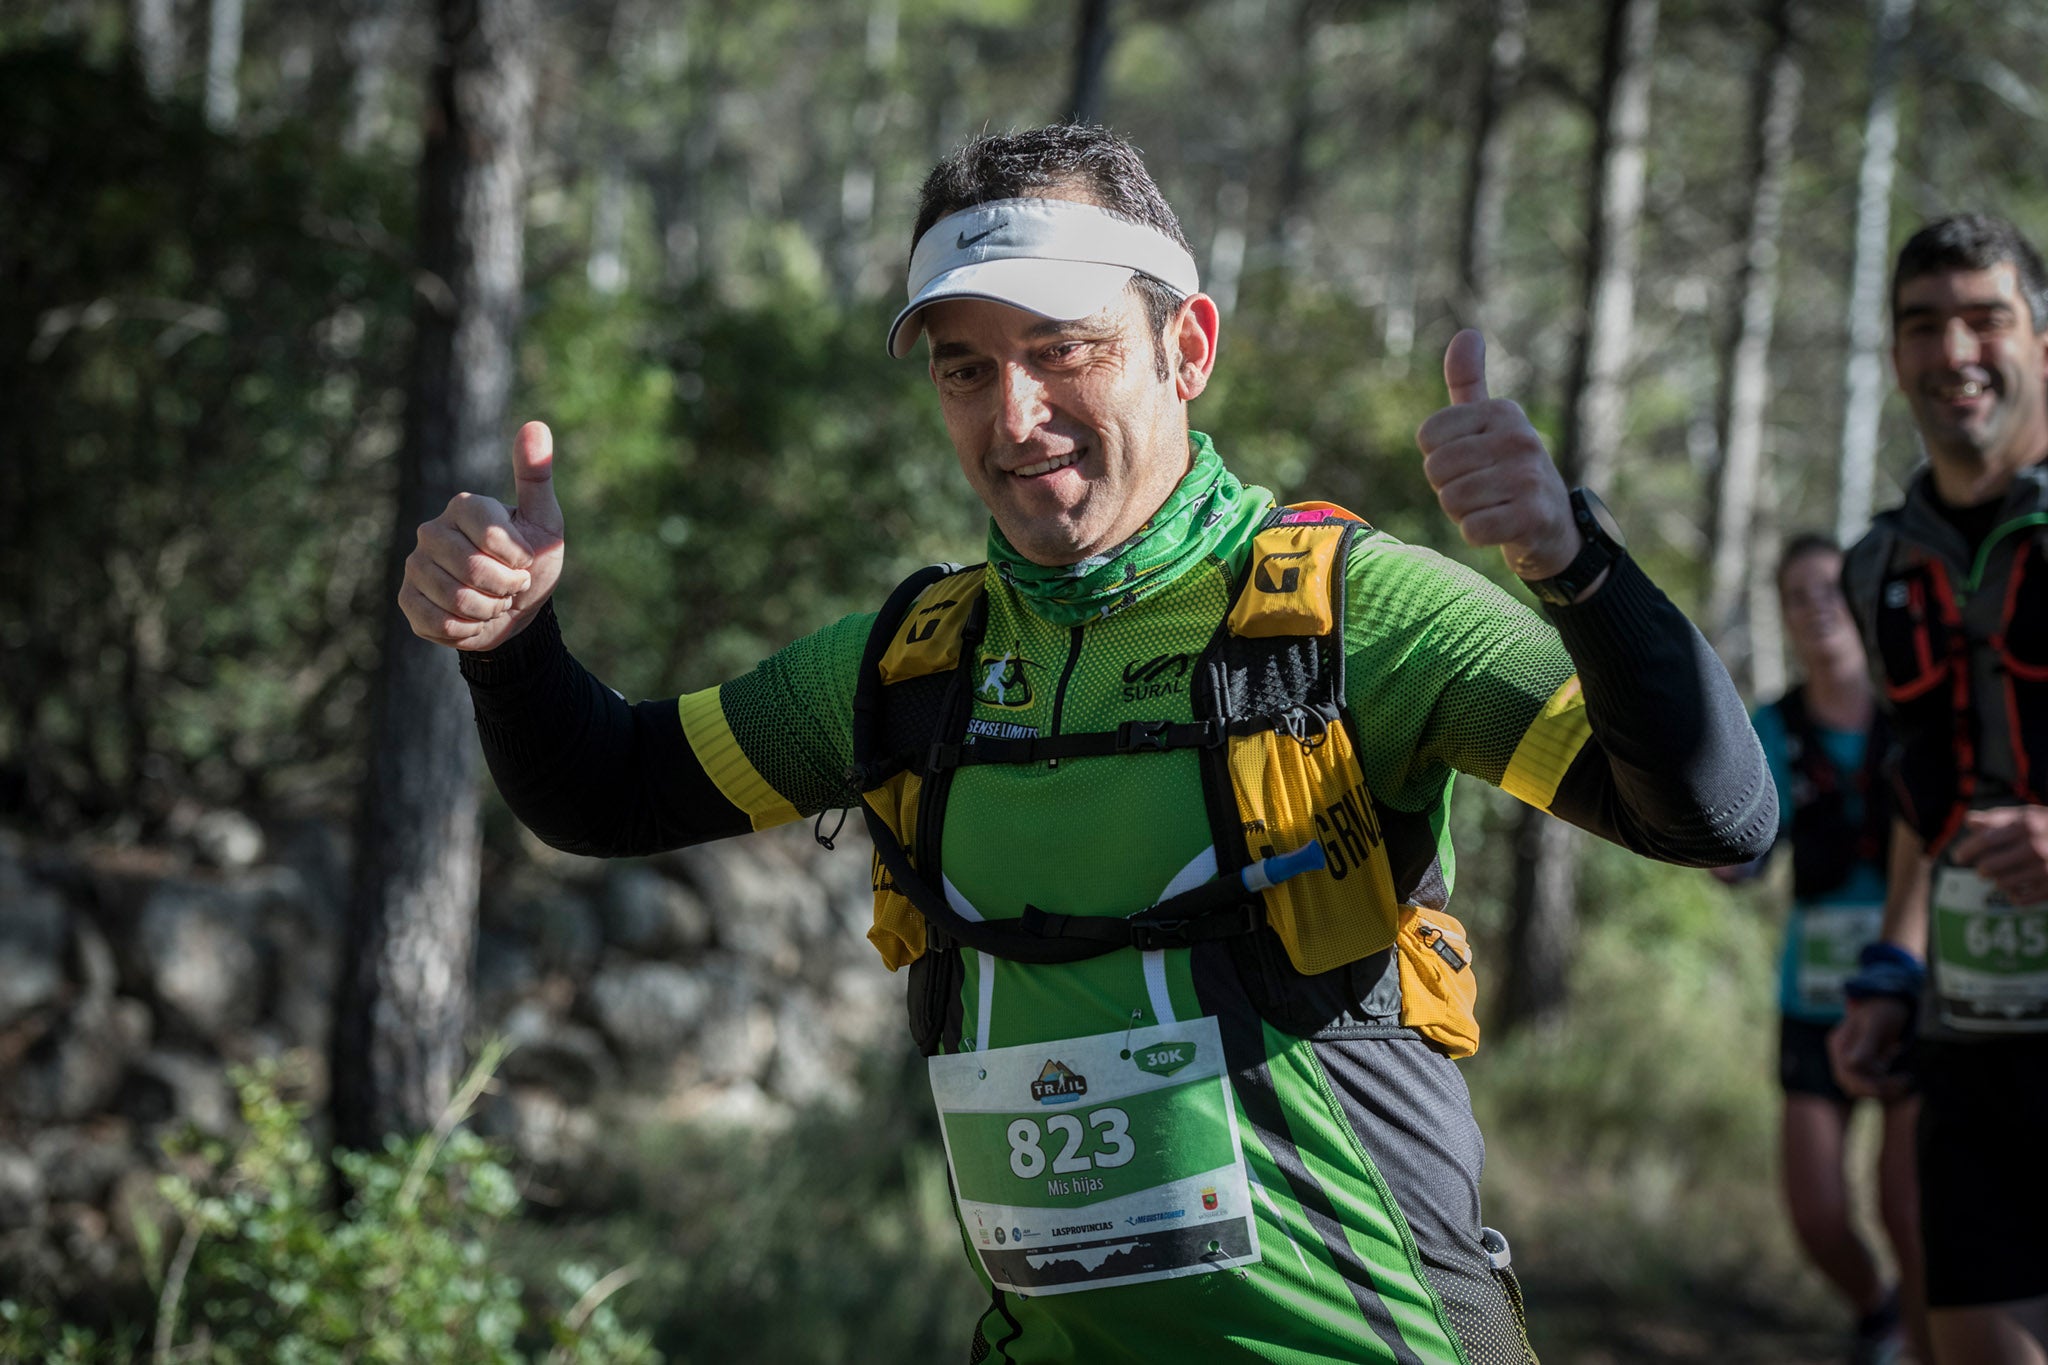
[1172, 294, 1221, 401]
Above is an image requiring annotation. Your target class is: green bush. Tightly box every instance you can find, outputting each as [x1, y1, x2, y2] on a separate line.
[0, 1047, 660, 1365]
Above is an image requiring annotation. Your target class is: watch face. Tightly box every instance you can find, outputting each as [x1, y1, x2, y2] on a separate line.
[1576, 487, 1626, 551]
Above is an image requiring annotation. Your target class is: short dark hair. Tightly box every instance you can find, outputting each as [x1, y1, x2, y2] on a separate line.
[1891, 213, 2048, 331]
[911, 124, 1194, 377]
[1776, 531, 1841, 589]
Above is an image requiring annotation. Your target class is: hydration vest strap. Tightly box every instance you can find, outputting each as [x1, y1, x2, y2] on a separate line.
[1020, 882, 1265, 953]
[926, 719, 1228, 771]
[852, 566, 958, 767]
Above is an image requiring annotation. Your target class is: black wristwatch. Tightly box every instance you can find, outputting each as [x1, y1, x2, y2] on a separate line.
[1523, 487, 1626, 607]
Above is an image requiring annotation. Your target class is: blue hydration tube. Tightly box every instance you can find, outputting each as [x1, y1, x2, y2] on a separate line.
[1239, 840, 1327, 893]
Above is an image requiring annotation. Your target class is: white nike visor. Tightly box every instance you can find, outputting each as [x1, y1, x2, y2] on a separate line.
[886, 197, 1201, 359]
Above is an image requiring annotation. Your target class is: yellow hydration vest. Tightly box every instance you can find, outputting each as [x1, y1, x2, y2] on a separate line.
[850, 505, 1483, 1058]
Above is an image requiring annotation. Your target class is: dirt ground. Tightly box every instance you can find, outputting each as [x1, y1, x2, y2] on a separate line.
[1522, 1273, 1852, 1365]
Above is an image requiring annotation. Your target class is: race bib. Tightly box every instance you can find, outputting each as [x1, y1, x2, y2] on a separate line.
[1794, 903, 1885, 1013]
[928, 1015, 1259, 1296]
[1931, 866, 2048, 1033]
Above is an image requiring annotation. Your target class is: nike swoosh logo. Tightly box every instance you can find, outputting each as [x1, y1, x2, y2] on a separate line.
[956, 222, 1006, 249]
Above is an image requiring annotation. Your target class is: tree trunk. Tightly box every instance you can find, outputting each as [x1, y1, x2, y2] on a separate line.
[1456, 0, 1527, 334]
[342, 0, 406, 155]
[1559, 0, 1658, 490]
[835, 0, 899, 296]
[1835, 0, 1914, 546]
[1706, 0, 1803, 670]
[131, 0, 180, 99]
[588, 161, 629, 295]
[333, 0, 536, 1151]
[1498, 811, 1579, 1030]
[1500, 0, 1658, 1036]
[204, 0, 244, 131]
[1066, 0, 1114, 126]
[1747, 448, 1787, 697]
[1207, 168, 1250, 317]
[1261, 0, 1327, 282]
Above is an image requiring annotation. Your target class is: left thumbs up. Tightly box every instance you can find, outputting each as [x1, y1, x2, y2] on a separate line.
[1416, 329, 1581, 584]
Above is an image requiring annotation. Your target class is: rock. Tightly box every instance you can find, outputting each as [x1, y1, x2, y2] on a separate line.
[8, 995, 152, 1124]
[70, 916, 117, 1006]
[268, 818, 350, 924]
[0, 1145, 45, 1231]
[474, 1084, 601, 1169]
[674, 842, 813, 976]
[689, 978, 778, 1085]
[134, 881, 264, 1040]
[31, 1119, 135, 1207]
[0, 884, 68, 1029]
[767, 993, 861, 1109]
[190, 809, 264, 870]
[600, 864, 713, 956]
[261, 889, 338, 1052]
[484, 867, 602, 976]
[475, 929, 539, 1013]
[119, 1048, 237, 1136]
[585, 962, 711, 1061]
[498, 1014, 616, 1107]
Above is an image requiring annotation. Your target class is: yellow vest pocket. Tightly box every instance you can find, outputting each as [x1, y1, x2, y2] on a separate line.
[1396, 909, 1481, 1058]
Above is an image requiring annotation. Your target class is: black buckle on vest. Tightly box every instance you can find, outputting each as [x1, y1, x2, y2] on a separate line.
[927, 741, 963, 773]
[1127, 899, 1261, 951]
[1118, 720, 1174, 752]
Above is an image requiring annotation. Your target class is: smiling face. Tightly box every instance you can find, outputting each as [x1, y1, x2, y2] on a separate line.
[1892, 261, 2048, 491]
[924, 284, 1215, 566]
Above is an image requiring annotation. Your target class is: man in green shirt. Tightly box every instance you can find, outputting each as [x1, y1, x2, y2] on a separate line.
[400, 125, 1772, 1364]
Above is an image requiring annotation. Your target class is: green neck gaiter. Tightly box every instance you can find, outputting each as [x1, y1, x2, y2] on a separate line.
[987, 431, 1246, 627]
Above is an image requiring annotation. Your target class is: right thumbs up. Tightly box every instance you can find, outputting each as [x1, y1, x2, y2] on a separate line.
[1442, 328, 1490, 406]
[398, 418, 569, 652]
[513, 420, 564, 537]
[1414, 333, 1581, 584]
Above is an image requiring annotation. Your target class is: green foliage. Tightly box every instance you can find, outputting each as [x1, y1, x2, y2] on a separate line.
[1465, 827, 1810, 1321]
[1, 1051, 661, 1365]
[525, 275, 983, 692]
[494, 1046, 984, 1365]
[0, 43, 412, 828]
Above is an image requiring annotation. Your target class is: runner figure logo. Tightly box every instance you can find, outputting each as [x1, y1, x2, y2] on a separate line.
[975, 652, 1033, 708]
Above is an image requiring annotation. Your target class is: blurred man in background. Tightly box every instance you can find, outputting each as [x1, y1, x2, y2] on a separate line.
[1834, 213, 2048, 1364]
[399, 124, 1772, 1363]
[1716, 533, 1924, 1364]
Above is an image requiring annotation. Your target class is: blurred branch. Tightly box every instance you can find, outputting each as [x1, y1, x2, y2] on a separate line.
[31, 298, 227, 362]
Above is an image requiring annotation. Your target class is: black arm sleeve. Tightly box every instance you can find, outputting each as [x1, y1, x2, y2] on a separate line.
[1543, 555, 1778, 865]
[457, 603, 753, 857]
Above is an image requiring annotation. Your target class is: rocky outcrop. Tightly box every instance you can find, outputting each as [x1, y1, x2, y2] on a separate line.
[0, 815, 897, 1302]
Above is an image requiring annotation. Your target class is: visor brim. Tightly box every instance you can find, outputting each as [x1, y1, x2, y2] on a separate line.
[885, 258, 1138, 359]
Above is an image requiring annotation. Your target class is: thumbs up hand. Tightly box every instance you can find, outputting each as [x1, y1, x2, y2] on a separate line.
[1415, 330, 1582, 586]
[399, 420, 567, 651]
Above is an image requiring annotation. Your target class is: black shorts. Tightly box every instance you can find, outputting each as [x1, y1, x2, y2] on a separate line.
[1917, 1036, 2048, 1307]
[1778, 1015, 1851, 1104]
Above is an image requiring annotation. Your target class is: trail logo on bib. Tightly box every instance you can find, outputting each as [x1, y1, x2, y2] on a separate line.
[1134, 1041, 1196, 1077]
[1032, 1060, 1088, 1104]
[1201, 1187, 1219, 1212]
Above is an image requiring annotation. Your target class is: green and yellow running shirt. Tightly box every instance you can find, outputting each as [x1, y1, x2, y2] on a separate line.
[464, 435, 1774, 1364]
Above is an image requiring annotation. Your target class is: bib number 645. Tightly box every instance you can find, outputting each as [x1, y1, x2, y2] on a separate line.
[1964, 912, 2048, 960]
[1007, 1108, 1135, 1179]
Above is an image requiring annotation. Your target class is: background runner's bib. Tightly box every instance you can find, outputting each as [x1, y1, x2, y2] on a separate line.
[928, 1017, 1260, 1296]
[1793, 903, 1885, 1013]
[1931, 866, 2048, 1033]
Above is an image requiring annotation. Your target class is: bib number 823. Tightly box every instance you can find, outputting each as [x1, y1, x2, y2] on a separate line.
[1007, 1108, 1135, 1179]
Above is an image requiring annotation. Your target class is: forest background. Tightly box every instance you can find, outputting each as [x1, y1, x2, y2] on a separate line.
[5, 0, 2048, 1360]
